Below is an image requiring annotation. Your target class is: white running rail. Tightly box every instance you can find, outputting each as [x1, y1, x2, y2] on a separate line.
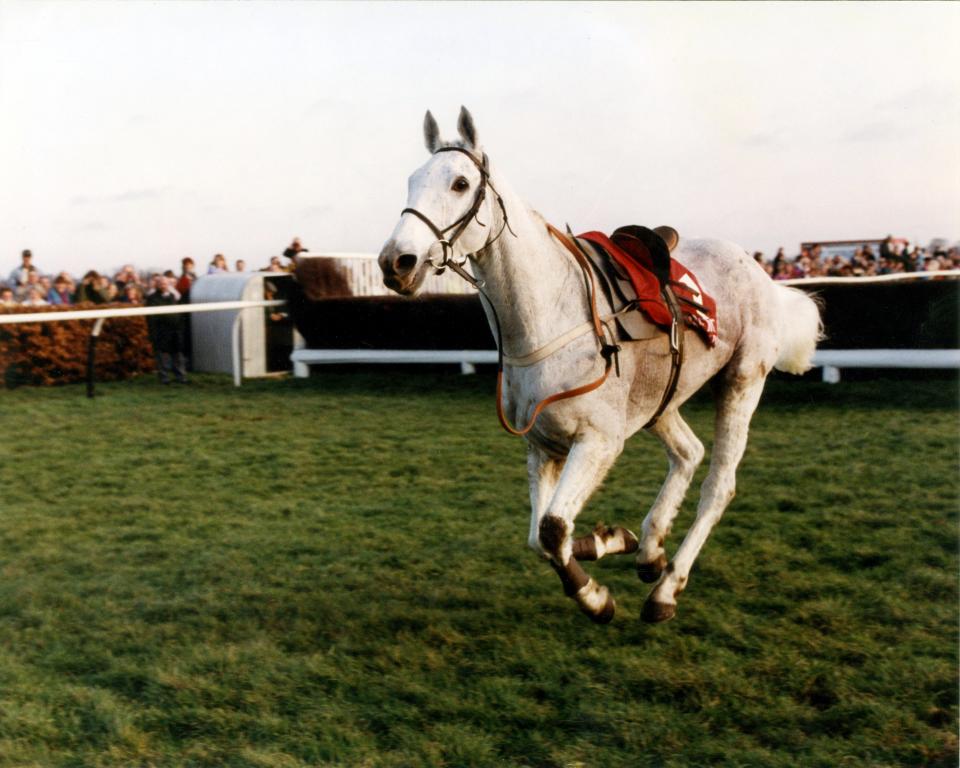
[781, 269, 960, 287]
[812, 349, 960, 383]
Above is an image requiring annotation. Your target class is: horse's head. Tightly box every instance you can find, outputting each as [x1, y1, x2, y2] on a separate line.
[379, 107, 496, 295]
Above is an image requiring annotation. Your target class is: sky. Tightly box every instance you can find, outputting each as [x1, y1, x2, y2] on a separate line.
[1, 1, 958, 278]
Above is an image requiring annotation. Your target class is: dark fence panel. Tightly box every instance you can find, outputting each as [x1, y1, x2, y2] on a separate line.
[792, 279, 958, 349]
[290, 278, 959, 353]
[290, 294, 493, 351]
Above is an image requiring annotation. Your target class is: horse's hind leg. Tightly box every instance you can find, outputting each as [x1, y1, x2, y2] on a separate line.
[636, 410, 705, 582]
[642, 371, 766, 623]
[536, 434, 623, 623]
[571, 522, 639, 562]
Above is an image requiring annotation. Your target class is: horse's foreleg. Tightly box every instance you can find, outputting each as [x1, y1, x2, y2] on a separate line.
[637, 411, 705, 582]
[526, 445, 564, 556]
[537, 435, 622, 623]
[643, 374, 765, 623]
[528, 446, 637, 560]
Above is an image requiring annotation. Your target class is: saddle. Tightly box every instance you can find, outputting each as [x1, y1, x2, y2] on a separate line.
[563, 222, 716, 428]
[574, 224, 717, 347]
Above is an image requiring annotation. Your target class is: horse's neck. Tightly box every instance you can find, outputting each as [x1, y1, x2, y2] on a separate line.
[471, 180, 586, 357]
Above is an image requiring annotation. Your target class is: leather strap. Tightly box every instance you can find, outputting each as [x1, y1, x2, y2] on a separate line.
[502, 308, 631, 368]
[496, 359, 612, 437]
[494, 225, 621, 437]
[642, 286, 684, 428]
[547, 224, 607, 342]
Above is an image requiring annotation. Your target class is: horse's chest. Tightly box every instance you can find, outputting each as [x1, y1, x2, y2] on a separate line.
[503, 367, 601, 456]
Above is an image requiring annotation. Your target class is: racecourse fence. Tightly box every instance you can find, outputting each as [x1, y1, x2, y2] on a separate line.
[1, 267, 958, 389]
[290, 260, 960, 381]
[781, 270, 960, 380]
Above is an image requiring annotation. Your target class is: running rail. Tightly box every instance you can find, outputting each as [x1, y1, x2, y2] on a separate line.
[0, 300, 285, 390]
[781, 269, 960, 286]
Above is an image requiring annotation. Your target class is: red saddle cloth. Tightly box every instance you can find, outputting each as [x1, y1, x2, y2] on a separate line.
[579, 231, 718, 346]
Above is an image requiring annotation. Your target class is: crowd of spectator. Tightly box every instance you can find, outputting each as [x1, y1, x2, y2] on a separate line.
[753, 236, 960, 280]
[0, 246, 299, 309]
[0, 241, 309, 385]
[3, 235, 958, 310]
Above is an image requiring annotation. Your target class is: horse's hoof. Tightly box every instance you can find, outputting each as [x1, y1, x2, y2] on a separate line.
[637, 553, 667, 583]
[617, 526, 640, 555]
[587, 592, 616, 624]
[641, 599, 676, 624]
[576, 582, 616, 624]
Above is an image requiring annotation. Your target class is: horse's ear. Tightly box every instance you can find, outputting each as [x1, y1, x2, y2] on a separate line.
[423, 110, 441, 154]
[457, 106, 478, 149]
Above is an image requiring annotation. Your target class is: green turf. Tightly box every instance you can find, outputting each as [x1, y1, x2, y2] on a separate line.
[0, 372, 956, 767]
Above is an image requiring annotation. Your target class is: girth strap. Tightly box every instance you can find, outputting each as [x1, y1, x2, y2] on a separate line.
[644, 287, 684, 428]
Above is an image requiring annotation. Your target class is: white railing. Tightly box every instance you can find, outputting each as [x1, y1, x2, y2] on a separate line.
[2, 270, 956, 388]
[811, 349, 960, 382]
[0, 300, 284, 325]
[0, 300, 284, 388]
[781, 269, 960, 287]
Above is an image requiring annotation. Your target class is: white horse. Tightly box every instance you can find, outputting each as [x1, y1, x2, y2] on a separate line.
[379, 108, 821, 623]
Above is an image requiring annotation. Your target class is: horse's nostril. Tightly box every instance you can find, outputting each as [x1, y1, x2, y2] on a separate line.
[395, 253, 418, 275]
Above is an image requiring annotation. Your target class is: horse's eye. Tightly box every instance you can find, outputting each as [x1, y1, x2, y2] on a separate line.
[452, 177, 470, 193]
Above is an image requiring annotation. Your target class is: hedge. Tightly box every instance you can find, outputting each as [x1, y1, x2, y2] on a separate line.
[0, 304, 155, 388]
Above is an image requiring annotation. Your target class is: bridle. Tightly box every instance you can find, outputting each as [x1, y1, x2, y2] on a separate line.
[400, 146, 514, 287]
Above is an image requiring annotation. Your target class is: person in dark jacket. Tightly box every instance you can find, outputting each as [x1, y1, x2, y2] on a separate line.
[74, 270, 109, 304]
[283, 237, 307, 268]
[145, 275, 188, 384]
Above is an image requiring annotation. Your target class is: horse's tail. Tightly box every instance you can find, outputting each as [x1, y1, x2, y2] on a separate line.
[772, 284, 823, 374]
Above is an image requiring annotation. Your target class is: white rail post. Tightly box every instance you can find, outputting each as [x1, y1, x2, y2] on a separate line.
[86, 317, 108, 398]
[292, 328, 308, 378]
[231, 311, 243, 387]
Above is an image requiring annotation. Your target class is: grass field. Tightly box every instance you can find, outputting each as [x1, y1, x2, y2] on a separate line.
[0, 371, 956, 767]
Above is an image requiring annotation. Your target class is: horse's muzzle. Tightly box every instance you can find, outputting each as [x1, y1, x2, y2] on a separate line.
[378, 243, 425, 295]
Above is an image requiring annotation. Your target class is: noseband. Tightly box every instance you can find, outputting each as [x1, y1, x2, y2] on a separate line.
[400, 146, 513, 286]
